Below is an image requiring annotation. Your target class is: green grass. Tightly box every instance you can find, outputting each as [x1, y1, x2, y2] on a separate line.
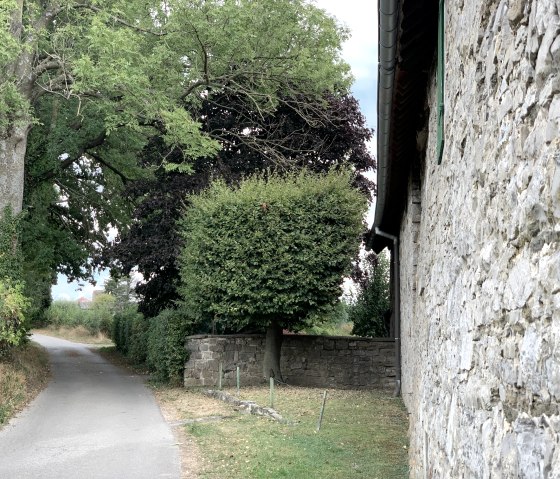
[189, 386, 409, 479]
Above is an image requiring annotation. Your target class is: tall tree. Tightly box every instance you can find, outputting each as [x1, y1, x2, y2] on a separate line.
[178, 169, 366, 380]
[103, 275, 137, 311]
[108, 92, 374, 316]
[349, 251, 391, 337]
[1, 0, 351, 218]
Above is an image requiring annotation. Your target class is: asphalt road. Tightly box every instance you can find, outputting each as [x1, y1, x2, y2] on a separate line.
[0, 334, 180, 479]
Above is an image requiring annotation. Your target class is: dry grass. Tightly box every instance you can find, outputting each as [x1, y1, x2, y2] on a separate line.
[155, 385, 410, 479]
[33, 326, 113, 346]
[154, 388, 237, 479]
[0, 342, 50, 427]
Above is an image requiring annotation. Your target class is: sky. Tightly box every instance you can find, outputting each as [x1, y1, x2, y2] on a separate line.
[51, 0, 378, 301]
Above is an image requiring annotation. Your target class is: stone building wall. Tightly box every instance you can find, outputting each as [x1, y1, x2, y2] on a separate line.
[399, 1, 560, 477]
[184, 334, 396, 390]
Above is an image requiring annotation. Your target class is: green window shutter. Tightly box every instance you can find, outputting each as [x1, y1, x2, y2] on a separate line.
[437, 0, 445, 164]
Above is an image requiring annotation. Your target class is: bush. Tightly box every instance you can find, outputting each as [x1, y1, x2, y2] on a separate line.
[0, 281, 29, 355]
[147, 309, 190, 385]
[44, 301, 81, 328]
[0, 208, 28, 355]
[90, 294, 116, 337]
[112, 307, 148, 363]
[302, 301, 353, 336]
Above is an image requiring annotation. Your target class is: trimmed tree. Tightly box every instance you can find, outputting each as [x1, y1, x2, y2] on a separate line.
[178, 169, 366, 380]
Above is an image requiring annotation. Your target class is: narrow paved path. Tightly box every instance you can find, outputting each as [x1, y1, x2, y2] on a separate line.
[0, 334, 180, 479]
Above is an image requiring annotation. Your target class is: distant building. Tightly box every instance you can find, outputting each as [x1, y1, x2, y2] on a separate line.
[77, 296, 91, 310]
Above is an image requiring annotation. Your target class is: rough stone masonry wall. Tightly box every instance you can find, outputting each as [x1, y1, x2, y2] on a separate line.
[399, 1, 560, 477]
[184, 334, 395, 390]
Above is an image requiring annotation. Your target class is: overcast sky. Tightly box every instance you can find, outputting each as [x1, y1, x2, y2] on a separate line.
[52, 0, 378, 301]
[314, 0, 377, 132]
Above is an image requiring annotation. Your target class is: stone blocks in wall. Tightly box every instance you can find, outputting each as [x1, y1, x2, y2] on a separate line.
[184, 334, 396, 390]
[396, 0, 560, 477]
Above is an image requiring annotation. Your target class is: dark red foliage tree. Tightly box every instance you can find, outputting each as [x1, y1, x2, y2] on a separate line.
[106, 92, 375, 317]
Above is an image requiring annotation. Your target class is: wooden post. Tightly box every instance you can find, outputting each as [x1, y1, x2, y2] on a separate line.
[218, 362, 223, 390]
[236, 366, 240, 395]
[269, 377, 275, 408]
[316, 391, 328, 432]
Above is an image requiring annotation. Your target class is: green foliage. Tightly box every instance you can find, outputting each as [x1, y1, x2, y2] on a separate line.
[112, 306, 148, 364]
[44, 296, 115, 336]
[178, 169, 366, 333]
[302, 301, 353, 336]
[0, 206, 23, 282]
[0, 280, 29, 354]
[146, 309, 191, 385]
[350, 251, 391, 338]
[103, 275, 137, 312]
[0, 82, 30, 134]
[3, 0, 354, 326]
[5, 0, 350, 169]
[0, 207, 28, 353]
[111, 306, 190, 384]
[23, 99, 139, 279]
[91, 294, 117, 336]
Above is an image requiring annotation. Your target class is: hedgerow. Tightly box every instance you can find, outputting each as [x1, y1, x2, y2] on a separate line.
[147, 308, 190, 385]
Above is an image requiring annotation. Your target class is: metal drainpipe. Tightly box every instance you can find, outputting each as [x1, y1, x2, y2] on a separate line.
[375, 227, 401, 397]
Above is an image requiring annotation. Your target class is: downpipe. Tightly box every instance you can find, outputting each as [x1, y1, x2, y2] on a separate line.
[375, 228, 401, 397]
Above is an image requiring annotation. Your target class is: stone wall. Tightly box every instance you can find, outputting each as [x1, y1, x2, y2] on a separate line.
[399, 0, 560, 477]
[184, 334, 396, 390]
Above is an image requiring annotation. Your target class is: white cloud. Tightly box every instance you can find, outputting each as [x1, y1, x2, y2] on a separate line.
[52, 270, 110, 302]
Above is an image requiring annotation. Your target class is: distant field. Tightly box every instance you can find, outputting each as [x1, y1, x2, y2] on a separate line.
[33, 326, 113, 346]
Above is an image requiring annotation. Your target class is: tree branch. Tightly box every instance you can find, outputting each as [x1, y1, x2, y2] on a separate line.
[71, 4, 167, 36]
[35, 131, 107, 182]
[88, 152, 130, 184]
[34, 57, 63, 77]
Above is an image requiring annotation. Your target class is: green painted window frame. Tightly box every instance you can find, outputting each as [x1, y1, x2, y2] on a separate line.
[437, 0, 445, 164]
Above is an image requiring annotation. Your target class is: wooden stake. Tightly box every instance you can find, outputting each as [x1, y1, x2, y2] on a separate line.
[269, 377, 275, 408]
[316, 390, 328, 432]
[236, 366, 240, 395]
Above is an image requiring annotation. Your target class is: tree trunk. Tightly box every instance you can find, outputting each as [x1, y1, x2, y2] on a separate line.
[0, 124, 30, 215]
[263, 320, 283, 382]
[2, 1, 37, 216]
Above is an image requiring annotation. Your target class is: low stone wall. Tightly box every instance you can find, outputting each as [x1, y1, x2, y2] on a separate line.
[184, 334, 396, 390]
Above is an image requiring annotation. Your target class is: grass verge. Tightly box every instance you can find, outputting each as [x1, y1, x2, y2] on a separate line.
[98, 348, 409, 478]
[0, 342, 50, 427]
[157, 385, 409, 479]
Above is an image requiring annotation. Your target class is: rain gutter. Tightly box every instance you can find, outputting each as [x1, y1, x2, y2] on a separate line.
[375, 0, 399, 231]
[374, 0, 401, 396]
